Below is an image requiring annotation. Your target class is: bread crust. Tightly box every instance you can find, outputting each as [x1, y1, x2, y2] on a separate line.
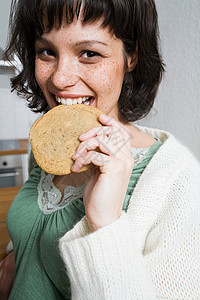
[29, 104, 104, 175]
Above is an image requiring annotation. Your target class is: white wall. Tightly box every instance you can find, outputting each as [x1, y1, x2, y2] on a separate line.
[0, 0, 12, 50]
[0, 88, 40, 140]
[0, 1, 40, 140]
[137, 0, 200, 159]
[0, 0, 200, 158]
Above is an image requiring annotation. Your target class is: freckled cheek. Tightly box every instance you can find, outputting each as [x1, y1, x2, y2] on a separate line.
[82, 62, 124, 95]
[35, 60, 54, 86]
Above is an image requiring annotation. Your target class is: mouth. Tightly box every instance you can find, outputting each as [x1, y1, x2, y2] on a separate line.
[55, 95, 95, 106]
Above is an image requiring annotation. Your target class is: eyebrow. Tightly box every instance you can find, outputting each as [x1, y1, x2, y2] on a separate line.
[74, 40, 108, 47]
[35, 37, 55, 46]
[36, 37, 108, 47]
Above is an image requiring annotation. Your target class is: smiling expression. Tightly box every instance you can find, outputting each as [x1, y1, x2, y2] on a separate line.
[35, 18, 136, 123]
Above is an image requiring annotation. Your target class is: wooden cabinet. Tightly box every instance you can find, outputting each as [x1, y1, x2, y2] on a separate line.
[0, 139, 28, 260]
[0, 186, 22, 261]
[0, 139, 29, 156]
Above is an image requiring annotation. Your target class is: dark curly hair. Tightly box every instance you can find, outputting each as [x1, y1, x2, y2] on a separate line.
[4, 0, 164, 123]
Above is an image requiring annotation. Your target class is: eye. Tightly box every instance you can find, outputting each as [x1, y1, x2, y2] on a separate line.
[79, 50, 103, 64]
[38, 49, 56, 57]
[81, 50, 101, 59]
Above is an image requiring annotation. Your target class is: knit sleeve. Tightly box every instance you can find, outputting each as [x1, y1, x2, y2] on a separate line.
[144, 159, 200, 299]
[59, 212, 157, 299]
[59, 141, 200, 299]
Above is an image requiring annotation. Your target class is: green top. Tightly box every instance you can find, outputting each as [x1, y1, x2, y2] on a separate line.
[7, 139, 162, 299]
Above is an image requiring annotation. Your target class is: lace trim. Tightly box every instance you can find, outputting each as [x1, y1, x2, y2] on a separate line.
[37, 147, 148, 214]
[37, 170, 87, 215]
[131, 147, 149, 166]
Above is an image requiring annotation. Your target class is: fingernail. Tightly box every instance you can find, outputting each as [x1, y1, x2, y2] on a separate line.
[79, 132, 88, 139]
[71, 164, 76, 172]
[72, 152, 77, 159]
[99, 114, 110, 122]
[99, 114, 108, 119]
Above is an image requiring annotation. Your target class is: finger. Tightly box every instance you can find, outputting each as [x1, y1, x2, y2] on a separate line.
[99, 115, 132, 147]
[99, 114, 130, 135]
[79, 114, 131, 142]
[79, 124, 118, 141]
[79, 124, 129, 151]
[73, 135, 112, 159]
[71, 151, 111, 172]
[74, 126, 132, 161]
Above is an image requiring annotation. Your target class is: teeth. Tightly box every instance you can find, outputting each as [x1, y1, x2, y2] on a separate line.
[66, 99, 72, 106]
[72, 99, 77, 105]
[55, 96, 91, 106]
[60, 98, 66, 105]
[78, 97, 83, 104]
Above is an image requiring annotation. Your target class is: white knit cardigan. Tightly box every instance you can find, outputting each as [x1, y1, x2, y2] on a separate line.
[59, 127, 200, 299]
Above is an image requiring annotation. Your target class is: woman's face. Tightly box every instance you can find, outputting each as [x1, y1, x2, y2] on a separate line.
[35, 18, 136, 122]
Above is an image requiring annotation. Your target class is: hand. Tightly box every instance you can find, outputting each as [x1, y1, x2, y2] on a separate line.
[72, 114, 134, 231]
[0, 251, 15, 300]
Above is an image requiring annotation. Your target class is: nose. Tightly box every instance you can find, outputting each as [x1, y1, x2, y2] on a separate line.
[51, 57, 79, 89]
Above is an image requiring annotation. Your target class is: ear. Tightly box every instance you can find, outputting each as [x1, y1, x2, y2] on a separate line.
[127, 42, 138, 72]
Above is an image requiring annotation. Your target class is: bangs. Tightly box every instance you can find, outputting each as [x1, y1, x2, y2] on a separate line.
[36, 0, 115, 35]
[6, 0, 163, 120]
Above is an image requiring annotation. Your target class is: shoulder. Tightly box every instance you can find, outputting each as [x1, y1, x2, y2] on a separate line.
[16, 165, 42, 200]
[126, 127, 200, 252]
[127, 123, 157, 148]
[136, 125, 200, 168]
[127, 125, 200, 220]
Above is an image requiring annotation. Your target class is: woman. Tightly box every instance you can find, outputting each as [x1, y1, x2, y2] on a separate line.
[1, 0, 200, 299]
